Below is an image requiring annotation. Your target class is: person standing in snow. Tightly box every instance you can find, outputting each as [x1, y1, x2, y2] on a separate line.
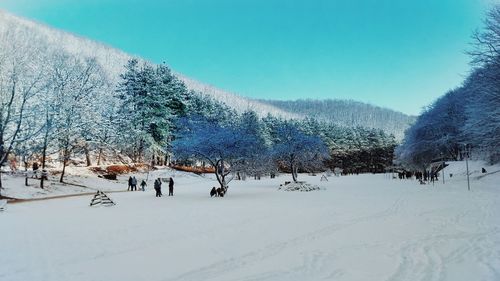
[140, 179, 147, 191]
[131, 176, 138, 191]
[168, 177, 174, 196]
[127, 176, 133, 191]
[32, 162, 39, 178]
[154, 178, 162, 197]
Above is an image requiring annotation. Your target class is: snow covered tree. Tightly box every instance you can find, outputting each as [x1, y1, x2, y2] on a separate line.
[464, 6, 500, 162]
[173, 115, 261, 191]
[263, 99, 414, 140]
[462, 65, 500, 162]
[272, 122, 330, 182]
[34, 104, 56, 188]
[469, 4, 500, 67]
[398, 4, 500, 166]
[232, 110, 274, 179]
[116, 60, 189, 164]
[185, 91, 237, 124]
[117, 59, 157, 162]
[0, 24, 48, 191]
[49, 54, 106, 182]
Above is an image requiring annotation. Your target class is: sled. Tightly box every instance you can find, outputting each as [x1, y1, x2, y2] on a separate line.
[89, 191, 116, 207]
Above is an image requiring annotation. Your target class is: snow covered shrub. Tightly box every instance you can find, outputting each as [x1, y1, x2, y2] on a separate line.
[278, 182, 321, 192]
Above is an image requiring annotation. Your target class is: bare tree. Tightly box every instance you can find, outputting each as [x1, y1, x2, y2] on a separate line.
[49, 54, 105, 182]
[0, 25, 47, 193]
[469, 4, 500, 67]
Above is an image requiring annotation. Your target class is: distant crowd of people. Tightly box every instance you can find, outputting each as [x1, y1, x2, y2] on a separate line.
[397, 170, 439, 183]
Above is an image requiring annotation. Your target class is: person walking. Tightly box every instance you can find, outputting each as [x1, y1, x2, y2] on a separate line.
[131, 176, 138, 191]
[127, 176, 133, 191]
[154, 178, 162, 197]
[140, 179, 147, 191]
[168, 177, 174, 196]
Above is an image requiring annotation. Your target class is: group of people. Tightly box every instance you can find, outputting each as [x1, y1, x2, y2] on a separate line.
[210, 186, 226, 197]
[127, 176, 232, 198]
[127, 176, 147, 191]
[128, 176, 174, 197]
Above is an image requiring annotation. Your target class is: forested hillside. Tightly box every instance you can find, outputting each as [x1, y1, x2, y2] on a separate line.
[396, 5, 500, 169]
[263, 99, 415, 140]
[0, 11, 413, 134]
[0, 10, 295, 119]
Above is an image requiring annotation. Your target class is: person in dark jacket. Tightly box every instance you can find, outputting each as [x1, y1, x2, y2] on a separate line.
[140, 180, 147, 191]
[168, 177, 174, 196]
[128, 176, 133, 191]
[32, 162, 39, 178]
[154, 178, 162, 197]
[131, 176, 138, 191]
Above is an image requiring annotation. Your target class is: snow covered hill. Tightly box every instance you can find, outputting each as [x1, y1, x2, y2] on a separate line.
[177, 74, 301, 119]
[0, 10, 413, 136]
[0, 10, 297, 119]
[263, 99, 415, 139]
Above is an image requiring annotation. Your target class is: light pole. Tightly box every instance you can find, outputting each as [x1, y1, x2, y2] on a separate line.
[440, 152, 445, 184]
[464, 144, 471, 191]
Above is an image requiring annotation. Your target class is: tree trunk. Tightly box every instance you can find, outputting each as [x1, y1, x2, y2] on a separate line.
[60, 159, 67, 183]
[60, 147, 69, 183]
[40, 140, 48, 189]
[97, 147, 103, 166]
[23, 155, 28, 186]
[40, 111, 50, 189]
[214, 159, 229, 190]
[214, 171, 226, 189]
[0, 139, 5, 192]
[291, 162, 298, 182]
[84, 143, 92, 166]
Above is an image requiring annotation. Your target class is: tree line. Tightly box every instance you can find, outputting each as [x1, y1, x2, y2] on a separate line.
[264, 99, 414, 140]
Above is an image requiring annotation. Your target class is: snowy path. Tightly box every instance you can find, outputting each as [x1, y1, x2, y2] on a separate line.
[1, 171, 499, 281]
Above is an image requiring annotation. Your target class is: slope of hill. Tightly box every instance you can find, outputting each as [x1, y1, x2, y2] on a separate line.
[1, 10, 413, 137]
[263, 99, 415, 139]
[176, 74, 301, 119]
[0, 10, 296, 119]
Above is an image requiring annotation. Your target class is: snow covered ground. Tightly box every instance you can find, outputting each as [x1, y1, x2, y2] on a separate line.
[1, 161, 499, 281]
[0, 166, 169, 199]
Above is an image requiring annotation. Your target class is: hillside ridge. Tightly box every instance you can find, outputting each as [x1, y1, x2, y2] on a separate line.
[1, 9, 412, 137]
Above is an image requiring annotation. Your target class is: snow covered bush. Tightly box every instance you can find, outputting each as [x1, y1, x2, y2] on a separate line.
[278, 182, 321, 192]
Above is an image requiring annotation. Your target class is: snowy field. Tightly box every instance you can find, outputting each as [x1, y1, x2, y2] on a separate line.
[1, 161, 499, 281]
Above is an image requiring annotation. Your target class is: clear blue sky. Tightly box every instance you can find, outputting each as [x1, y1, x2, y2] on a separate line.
[0, 0, 494, 115]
